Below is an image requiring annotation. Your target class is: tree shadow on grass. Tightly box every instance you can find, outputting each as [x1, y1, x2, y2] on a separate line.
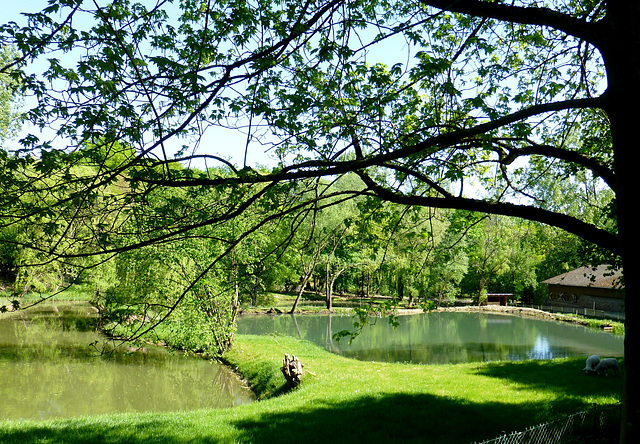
[230, 392, 581, 444]
[0, 358, 622, 444]
[0, 392, 584, 444]
[472, 357, 624, 402]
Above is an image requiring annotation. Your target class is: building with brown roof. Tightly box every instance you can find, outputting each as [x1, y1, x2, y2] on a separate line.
[541, 265, 624, 313]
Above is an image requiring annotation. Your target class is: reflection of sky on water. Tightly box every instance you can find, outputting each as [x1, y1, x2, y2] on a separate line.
[505, 334, 573, 361]
[529, 335, 554, 360]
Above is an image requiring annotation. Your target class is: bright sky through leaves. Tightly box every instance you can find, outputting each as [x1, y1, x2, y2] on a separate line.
[2, 0, 285, 169]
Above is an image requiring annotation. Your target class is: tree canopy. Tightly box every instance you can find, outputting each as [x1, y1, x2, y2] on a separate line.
[1, 1, 638, 442]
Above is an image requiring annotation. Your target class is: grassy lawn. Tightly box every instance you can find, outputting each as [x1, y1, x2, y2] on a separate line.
[0, 334, 622, 444]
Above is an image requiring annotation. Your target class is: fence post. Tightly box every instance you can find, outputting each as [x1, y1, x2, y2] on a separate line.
[592, 403, 598, 436]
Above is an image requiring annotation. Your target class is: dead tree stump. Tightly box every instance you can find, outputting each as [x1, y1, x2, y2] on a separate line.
[281, 353, 304, 388]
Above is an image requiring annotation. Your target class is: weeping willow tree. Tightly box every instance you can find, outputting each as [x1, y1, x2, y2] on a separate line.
[1, 1, 637, 441]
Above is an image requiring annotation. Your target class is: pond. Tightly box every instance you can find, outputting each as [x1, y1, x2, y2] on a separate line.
[236, 310, 624, 365]
[0, 302, 254, 421]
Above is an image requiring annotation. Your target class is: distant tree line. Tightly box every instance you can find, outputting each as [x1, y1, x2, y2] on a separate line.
[1, 144, 612, 354]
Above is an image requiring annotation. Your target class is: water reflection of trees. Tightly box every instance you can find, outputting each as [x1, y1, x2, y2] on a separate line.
[237, 312, 624, 365]
[0, 303, 254, 421]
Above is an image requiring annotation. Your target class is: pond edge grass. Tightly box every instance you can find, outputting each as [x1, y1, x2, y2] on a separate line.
[0, 333, 623, 443]
[0, 299, 624, 444]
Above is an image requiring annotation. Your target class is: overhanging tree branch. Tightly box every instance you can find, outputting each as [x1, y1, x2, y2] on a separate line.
[356, 170, 620, 256]
[497, 141, 615, 189]
[418, 0, 600, 42]
[133, 97, 608, 190]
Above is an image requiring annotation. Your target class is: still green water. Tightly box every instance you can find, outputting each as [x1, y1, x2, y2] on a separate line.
[237, 311, 624, 364]
[0, 302, 254, 421]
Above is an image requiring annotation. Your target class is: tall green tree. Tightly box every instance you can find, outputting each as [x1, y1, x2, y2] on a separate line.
[461, 215, 546, 303]
[425, 218, 469, 305]
[0, 45, 20, 141]
[364, 204, 451, 304]
[1, 2, 638, 440]
[464, 215, 512, 303]
[0, 45, 22, 284]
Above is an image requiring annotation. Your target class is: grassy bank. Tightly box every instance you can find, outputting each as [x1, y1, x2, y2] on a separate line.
[0, 334, 623, 444]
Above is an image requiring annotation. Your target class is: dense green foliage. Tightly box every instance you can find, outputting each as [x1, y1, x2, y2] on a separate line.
[2, 1, 639, 440]
[0, 155, 601, 351]
[0, 0, 618, 347]
[0, 45, 20, 142]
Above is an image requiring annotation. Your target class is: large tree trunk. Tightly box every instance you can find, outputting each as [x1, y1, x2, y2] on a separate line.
[609, 111, 640, 444]
[608, 121, 640, 444]
[599, 7, 640, 441]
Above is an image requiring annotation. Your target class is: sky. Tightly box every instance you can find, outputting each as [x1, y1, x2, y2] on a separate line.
[1, 0, 516, 201]
[2, 0, 572, 193]
[2, 0, 279, 170]
[3, 0, 429, 176]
